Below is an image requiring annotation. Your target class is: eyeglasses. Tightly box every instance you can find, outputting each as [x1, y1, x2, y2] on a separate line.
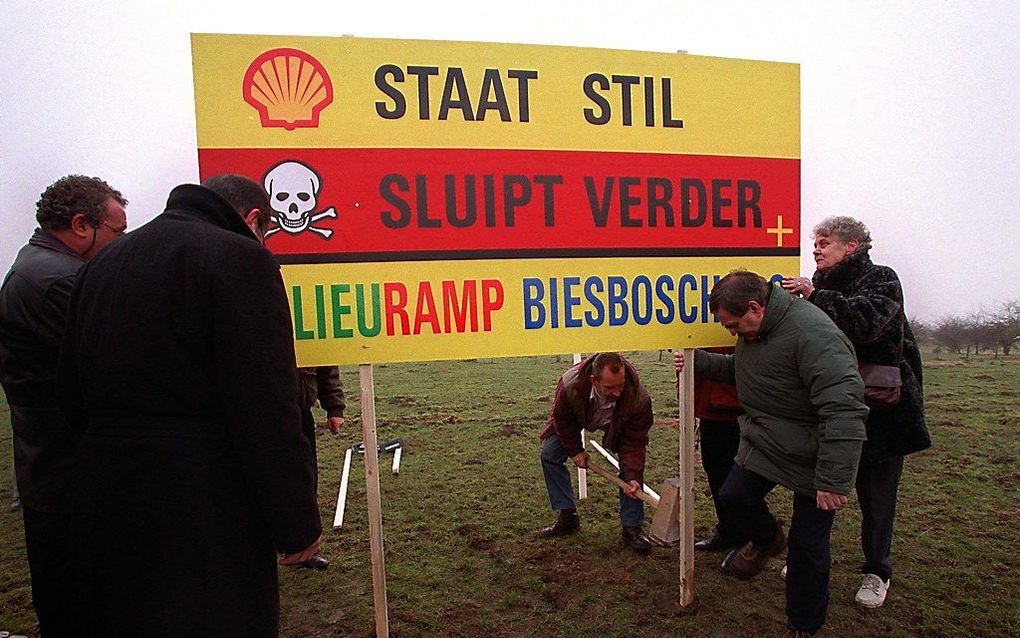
[94, 221, 127, 235]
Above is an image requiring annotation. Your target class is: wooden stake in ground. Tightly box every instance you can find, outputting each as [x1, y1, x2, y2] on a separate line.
[678, 348, 696, 608]
[359, 364, 389, 637]
[573, 353, 588, 499]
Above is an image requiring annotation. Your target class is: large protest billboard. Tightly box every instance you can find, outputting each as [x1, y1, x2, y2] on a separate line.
[192, 35, 800, 365]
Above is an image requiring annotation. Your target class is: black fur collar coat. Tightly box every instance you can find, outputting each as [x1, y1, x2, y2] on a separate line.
[810, 250, 932, 465]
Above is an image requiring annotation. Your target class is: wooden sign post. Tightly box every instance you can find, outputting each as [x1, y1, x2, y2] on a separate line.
[678, 349, 696, 608]
[359, 364, 390, 637]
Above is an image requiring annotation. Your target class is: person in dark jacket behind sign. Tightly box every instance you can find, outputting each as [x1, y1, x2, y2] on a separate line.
[292, 365, 346, 569]
[693, 347, 743, 553]
[538, 352, 655, 552]
[0, 174, 127, 637]
[56, 175, 321, 638]
[782, 215, 931, 609]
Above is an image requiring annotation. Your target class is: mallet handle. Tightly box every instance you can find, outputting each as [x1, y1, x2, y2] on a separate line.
[584, 461, 659, 508]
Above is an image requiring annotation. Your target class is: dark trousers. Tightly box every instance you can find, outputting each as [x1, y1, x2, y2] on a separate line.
[856, 456, 903, 582]
[22, 505, 78, 637]
[301, 408, 318, 487]
[698, 419, 741, 543]
[718, 465, 836, 634]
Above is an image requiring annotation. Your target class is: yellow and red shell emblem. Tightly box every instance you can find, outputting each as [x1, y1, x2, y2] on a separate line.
[243, 48, 333, 130]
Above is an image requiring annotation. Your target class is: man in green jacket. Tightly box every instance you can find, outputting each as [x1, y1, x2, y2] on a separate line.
[676, 271, 867, 637]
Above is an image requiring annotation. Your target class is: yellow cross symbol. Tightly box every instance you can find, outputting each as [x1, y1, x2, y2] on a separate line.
[766, 215, 794, 247]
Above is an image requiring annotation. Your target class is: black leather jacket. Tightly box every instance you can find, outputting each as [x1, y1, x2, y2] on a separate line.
[0, 229, 84, 511]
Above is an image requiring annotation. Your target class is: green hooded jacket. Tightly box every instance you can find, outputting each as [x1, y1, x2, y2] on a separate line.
[695, 284, 868, 497]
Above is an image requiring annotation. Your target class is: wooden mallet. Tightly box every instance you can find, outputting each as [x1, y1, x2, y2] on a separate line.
[581, 459, 682, 546]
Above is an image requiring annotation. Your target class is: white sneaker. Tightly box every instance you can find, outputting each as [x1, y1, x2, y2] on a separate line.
[855, 573, 890, 608]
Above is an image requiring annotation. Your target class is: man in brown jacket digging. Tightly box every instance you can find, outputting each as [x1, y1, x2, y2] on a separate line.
[537, 352, 654, 552]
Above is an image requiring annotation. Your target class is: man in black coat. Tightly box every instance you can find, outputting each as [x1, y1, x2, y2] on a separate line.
[0, 174, 127, 637]
[57, 176, 322, 637]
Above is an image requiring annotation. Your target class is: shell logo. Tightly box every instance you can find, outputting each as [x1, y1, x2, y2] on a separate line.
[243, 48, 333, 130]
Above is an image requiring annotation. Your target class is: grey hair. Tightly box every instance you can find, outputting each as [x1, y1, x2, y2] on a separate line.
[812, 216, 872, 250]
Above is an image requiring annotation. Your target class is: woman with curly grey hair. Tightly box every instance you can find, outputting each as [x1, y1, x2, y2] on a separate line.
[782, 215, 931, 610]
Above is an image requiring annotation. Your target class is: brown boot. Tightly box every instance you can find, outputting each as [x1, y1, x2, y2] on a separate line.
[721, 526, 786, 580]
[622, 526, 652, 552]
[540, 509, 580, 538]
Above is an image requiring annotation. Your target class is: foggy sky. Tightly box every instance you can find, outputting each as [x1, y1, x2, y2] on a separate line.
[2, 0, 1017, 321]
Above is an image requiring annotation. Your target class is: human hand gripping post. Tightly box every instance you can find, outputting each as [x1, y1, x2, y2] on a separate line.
[673, 350, 685, 375]
[622, 479, 642, 499]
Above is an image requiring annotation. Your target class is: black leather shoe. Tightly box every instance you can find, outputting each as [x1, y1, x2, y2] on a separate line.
[694, 533, 733, 552]
[300, 555, 329, 570]
[540, 510, 580, 538]
[622, 526, 652, 552]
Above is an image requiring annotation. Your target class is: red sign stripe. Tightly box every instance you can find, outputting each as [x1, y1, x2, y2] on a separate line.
[198, 148, 800, 259]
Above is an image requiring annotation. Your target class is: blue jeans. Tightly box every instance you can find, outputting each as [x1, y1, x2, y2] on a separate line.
[540, 433, 644, 527]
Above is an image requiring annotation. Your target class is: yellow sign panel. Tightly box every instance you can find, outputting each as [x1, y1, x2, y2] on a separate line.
[285, 257, 796, 365]
[192, 34, 800, 365]
[193, 34, 799, 158]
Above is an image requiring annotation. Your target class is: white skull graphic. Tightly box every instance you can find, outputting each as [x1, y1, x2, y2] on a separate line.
[263, 161, 336, 238]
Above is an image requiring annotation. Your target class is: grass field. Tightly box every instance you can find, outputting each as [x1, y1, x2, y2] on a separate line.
[2, 351, 1018, 637]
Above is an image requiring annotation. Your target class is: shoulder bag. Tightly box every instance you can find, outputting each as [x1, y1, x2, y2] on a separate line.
[858, 322, 904, 408]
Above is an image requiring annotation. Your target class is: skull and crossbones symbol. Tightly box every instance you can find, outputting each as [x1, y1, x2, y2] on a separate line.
[262, 160, 336, 239]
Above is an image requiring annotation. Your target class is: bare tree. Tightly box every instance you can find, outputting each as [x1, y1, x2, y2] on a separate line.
[990, 300, 1020, 356]
[908, 316, 933, 347]
[968, 311, 998, 355]
[928, 301, 1019, 357]
[933, 316, 968, 354]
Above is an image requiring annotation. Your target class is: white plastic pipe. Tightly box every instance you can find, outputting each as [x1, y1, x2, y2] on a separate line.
[332, 447, 353, 529]
[392, 446, 402, 475]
